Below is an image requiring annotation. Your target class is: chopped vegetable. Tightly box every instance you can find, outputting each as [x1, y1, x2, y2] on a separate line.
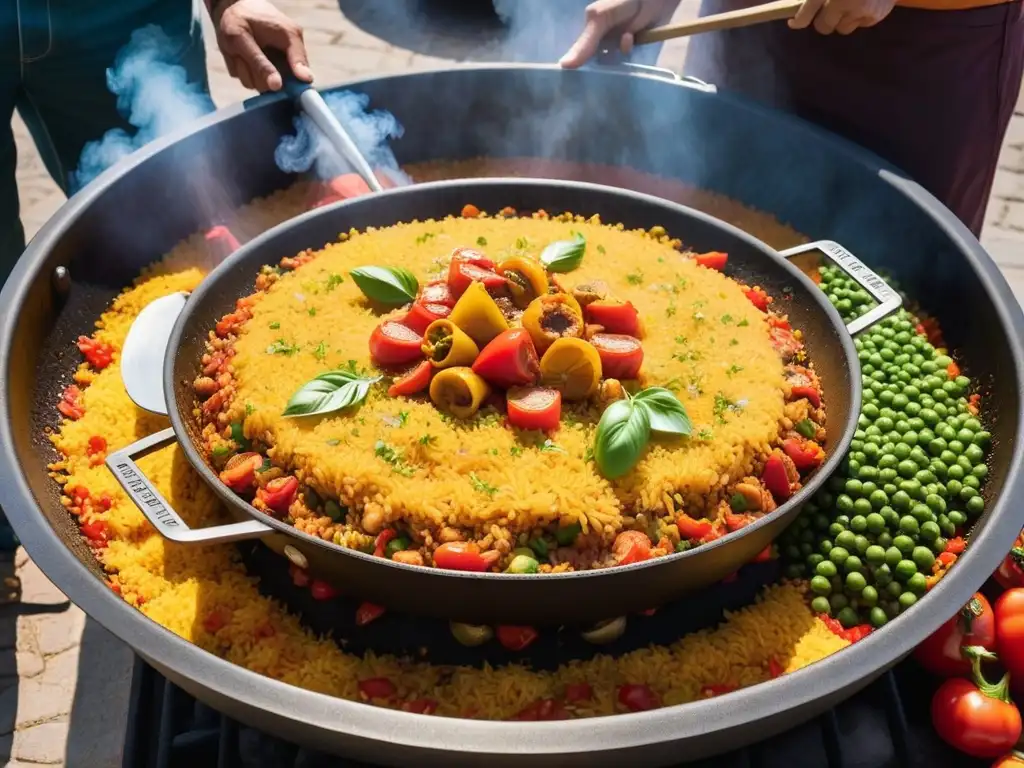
[782, 438, 825, 472]
[506, 386, 561, 432]
[584, 300, 641, 337]
[446, 247, 505, 297]
[310, 579, 340, 601]
[677, 514, 713, 541]
[555, 522, 582, 546]
[404, 301, 452, 335]
[499, 256, 549, 309]
[461, 203, 480, 218]
[355, 602, 385, 626]
[448, 281, 510, 346]
[789, 385, 821, 409]
[433, 541, 497, 572]
[429, 367, 491, 419]
[613, 530, 652, 565]
[761, 454, 793, 501]
[76, 335, 114, 369]
[744, 286, 770, 312]
[471, 328, 539, 389]
[496, 625, 538, 651]
[694, 251, 728, 270]
[369, 320, 424, 367]
[618, 684, 660, 712]
[387, 360, 433, 397]
[358, 677, 397, 700]
[218, 453, 264, 494]
[373, 529, 398, 558]
[589, 333, 644, 380]
[539, 338, 602, 401]
[521, 293, 584, 353]
[450, 622, 493, 646]
[420, 279, 456, 307]
[422, 319, 480, 369]
[505, 554, 539, 574]
[256, 476, 299, 515]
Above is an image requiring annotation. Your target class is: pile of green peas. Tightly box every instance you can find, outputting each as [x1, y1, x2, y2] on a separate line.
[778, 265, 991, 630]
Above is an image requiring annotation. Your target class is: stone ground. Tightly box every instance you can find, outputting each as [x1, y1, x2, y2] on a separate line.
[5, 1, 1024, 765]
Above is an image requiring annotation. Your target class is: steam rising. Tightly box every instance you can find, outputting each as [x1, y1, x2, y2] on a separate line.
[274, 91, 409, 183]
[71, 25, 215, 192]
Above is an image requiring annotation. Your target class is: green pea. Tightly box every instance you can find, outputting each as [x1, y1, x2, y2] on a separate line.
[865, 545, 886, 565]
[854, 535, 870, 554]
[816, 560, 837, 579]
[836, 515, 851, 527]
[972, 464, 988, 480]
[919, 521, 940, 542]
[846, 572, 867, 593]
[948, 509, 967, 527]
[865, 513, 886, 534]
[810, 575, 832, 595]
[894, 443, 912, 461]
[891, 490, 911, 511]
[845, 479, 864, 496]
[830, 593, 849, 612]
[907, 573, 928, 595]
[844, 556, 864, 574]
[876, 532, 894, 549]
[886, 581, 904, 599]
[874, 563, 893, 586]
[837, 607, 860, 629]
[895, 560, 918, 581]
[898, 516, 920, 536]
[835, 531, 856, 550]
[886, 545, 905, 567]
[837, 495, 855, 514]
[385, 536, 411, 558]
[529, 537, 549, 559]
[912, 546, 935, 571]
[973, 430, 992, 447]
[808, 554, 826, 570]
[870, 606, 888, 628]
[965, 444, 984, 464]
[966, 495, 985, 516]
[911, 504, 934, 523]
[829, 547, 850, 567]
[850, 514, 869, 532]
[506, 554, 539, 574]
[828, 523, 845, 538]
[897, 460, 917, 479]
[853, 499, 873, 517]
[811, 596, 831, 615]
[861, 585, 879, 607]
[964, 474, 981, 490]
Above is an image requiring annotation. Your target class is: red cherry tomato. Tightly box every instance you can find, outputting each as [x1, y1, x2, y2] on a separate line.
[403, 302, 452, 335]
[782, 438, 825, 472]
[677, 514, 713, 541]
[256, 476, 299, 515]
[617, 684, 661, 712]
[931, 649, 1022, 759]
[695, 251, 728, 270]
[219, 452, 264, 494]
[589, 333, 644, 380]
[358, 677, 396, 700]
[447, 248, 504, 297]
[994, 534, 1024, 590]
[915, 593, 996, 677]
[472, 328, 540, 389]
[613, 530, 652, 565]
[995, 589, 1024, 694]
[511, 698, 570, 721]
[496, 625, 538, 652]
[433, 542, 496, 572]
[584, 300, 640, 337]
[506, 386, 561, 432]
[420, 279, 456, 308]
[369, 321, 424, 367]
[387, 360, 433, 398]
[355, 601, 385, 626]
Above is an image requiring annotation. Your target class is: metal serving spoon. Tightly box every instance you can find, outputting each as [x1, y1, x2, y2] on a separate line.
[121, 54, 383, 415]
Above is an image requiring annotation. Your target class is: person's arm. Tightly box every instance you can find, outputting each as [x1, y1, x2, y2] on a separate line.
[205, 0, 313, 93]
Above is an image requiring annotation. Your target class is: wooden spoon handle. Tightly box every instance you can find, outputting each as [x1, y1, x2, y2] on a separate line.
[633, 0, 804, 44]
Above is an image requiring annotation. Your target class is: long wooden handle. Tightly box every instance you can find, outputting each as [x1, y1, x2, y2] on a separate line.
[633, 0, 804, 44]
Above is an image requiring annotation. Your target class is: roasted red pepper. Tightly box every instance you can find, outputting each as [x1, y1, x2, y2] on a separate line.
[789, 385, 821, 409]
[472, 328, 540, 389]
[387, 360, 433, 398]
[358, 677, 397, 700]
[584, 300, 641, 337]
[744, 286, 770, 312]
[761, 454, 793, 501]
[613, 530, 652, 565]
[782, 438, 825, 472]
[506, 386, 561, 432]
[496, 625, 538, 652]
[369, 320, 424, 367]
[447, 248, 504, 298]
[373, 529, 398, 558]
[404, 302, 452, 335]
[695, 251, 728, 271]
[618, 684, 661, 712]
[76, 335, 114, 370]
[589, 333, 644, 380]
[946, 537, 967, 555]
[355, 601, 385, 626]
[433, 541, 497, 572]
[677, 514, 713, 541]
[218, 452, 264, 494]
[256, 475, 298, 515]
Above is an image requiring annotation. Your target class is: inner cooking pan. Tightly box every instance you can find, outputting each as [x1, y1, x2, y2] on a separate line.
[107, 178, 898, 625]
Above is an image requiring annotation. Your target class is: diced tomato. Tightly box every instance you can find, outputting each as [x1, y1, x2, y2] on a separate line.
[767, 314, 791, 331]
[946, 537, 967, 555]
[618, 684, 661, 712]
[512, 698, 570, 721]
[374, 529, 398, 558]
[589, 333, 644, 379]
[420, 280, 456, 308]
[369, 320, 424, 367]
[76, 335, 114, 370]
[789, 385, 821, 409]
[58, 385, 85, 420]
[205, 225, 241, 258]
[203, 609, 230, 633]
[358, 677, 396, 699]
[256, 476, 298, 515]
[218, 452, 264, 494]
[254, 621, 276, 639]
[472, 329, 540, 389]
[81, 520, 109, 547]
[947, 361, 961, 379]
[565, 683, 593, 702]
[584, 301, 641, 337]
[310, 579, 340, 601]
[724, 512, 753, 532]
[769, 326, 801, 360]
[782, 438, 825, 472]
[97, 493, 113, 511]
[433, 541, 496, 572]
[497, 625, 539, 652]
[701, 684, 737, 697]
[762, 454, 793, 501]
[937, 551, 958, 568]
[744, 287, 770, 312]
[289, 563, 310, 587]
[613, 530, 652, 565]
[87, 435, 107, 457]
[695, 251, 728, 270]
[461, 204, 480, 218]
[388, 361, 433, 397]
[401, 698, 439, 715]
[506, 386, 561, 432]
[677, 514, 713, 540]
[356, 601, 386, 626]
[403, 302, 452, 335]
[768, 657, 784, 679]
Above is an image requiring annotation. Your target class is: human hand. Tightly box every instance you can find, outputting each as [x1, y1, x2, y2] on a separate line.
[788, 0, 895, 35]
[209, 0, 313, 92]
[559, 0, 681, 69]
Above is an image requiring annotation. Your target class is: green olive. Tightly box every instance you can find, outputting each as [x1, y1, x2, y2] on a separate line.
[450, 622, 494, 647]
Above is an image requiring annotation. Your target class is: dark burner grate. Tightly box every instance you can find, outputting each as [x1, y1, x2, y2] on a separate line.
[123, 656, 988, 768]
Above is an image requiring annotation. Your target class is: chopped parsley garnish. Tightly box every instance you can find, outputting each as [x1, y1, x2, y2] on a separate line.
[674, 335, 687, 345]
[374, 440, 415, 477]
[663, 378, 682, 392]
[730, 338, 739, 346]
[470, 473, 498, 496]
[308, 307, 317, 317]
[510, 445, 523, 457]
[726, 364, 744, 376]
[266, 339, 300, 356]
[584, 446, 595, 462]
[325, 273, 344, 291]
[515, 236, 530, 249]
[397, 410, 409, 426]
[676, 276, 688, 290]
[540, 439, 566, 453]
[415, 232, 436, 245]
[713, 393, 744, 423]
[268, 322, 280, 330]
[597, 244, 606, 255]
[626, 269, 644, 285]
[245, 403, 255, 416]
[720, 314, 733, 324]
[666, 302, 677, 318]
[476, 236, 487, 246]
[697, 428, 714, 441]
[418, 434, 436, 445]
[738, 318, 750, 327]
[313, 341, 327, 362]
[692, 311, 706, 322]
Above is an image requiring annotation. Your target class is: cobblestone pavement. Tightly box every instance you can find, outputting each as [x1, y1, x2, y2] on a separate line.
[5, 1, 1023, 765]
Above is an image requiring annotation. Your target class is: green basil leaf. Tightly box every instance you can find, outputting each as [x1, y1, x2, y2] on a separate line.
[349, 266, 419, 305]
[594, 398, 650, 479]
[632, 387, 693, 436]
[282, 370, 381, 417]
[540, 233, 586, 273]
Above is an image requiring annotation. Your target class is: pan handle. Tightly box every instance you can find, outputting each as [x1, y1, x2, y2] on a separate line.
[778, 240, 902, 335]
[591, 58, 718, 92]
[105, 428, 273, 544]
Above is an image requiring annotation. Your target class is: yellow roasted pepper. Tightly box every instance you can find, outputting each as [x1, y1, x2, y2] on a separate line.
[498, 256, 549, 309]
[429, 367, 491, 419]
[422, 319, 479, 368]
[448, 282, 509, 347]
[521, 293, 584, 354]
[539, 337, 602, 400]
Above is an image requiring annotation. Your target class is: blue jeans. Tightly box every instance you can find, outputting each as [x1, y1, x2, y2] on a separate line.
[0, 0, 209, 283]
